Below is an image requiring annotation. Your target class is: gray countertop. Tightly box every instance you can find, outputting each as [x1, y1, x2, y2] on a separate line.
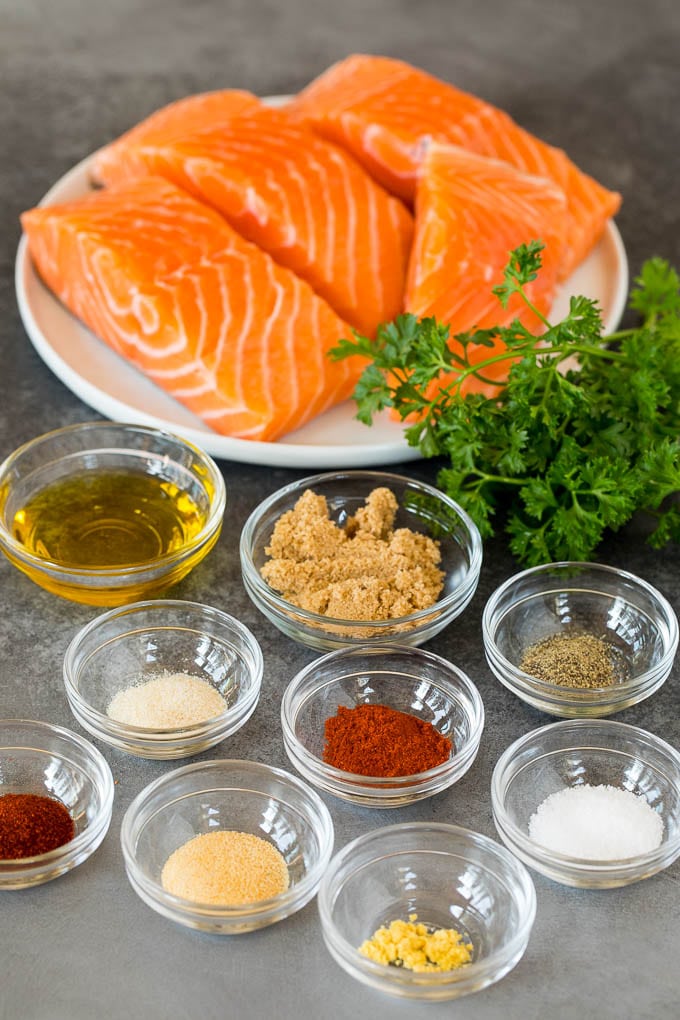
[2, 2, 679, 1018]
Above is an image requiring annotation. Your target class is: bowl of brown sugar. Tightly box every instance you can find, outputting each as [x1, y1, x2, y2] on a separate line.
[482, 561, 679, 717]
[240, 471, 482, 651]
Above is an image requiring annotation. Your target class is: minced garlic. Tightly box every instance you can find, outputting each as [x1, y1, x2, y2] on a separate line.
[260, 487, 444, 621]
[359, 914, 473, 973]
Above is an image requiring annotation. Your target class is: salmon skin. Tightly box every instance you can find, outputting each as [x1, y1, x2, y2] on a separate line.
[405, 141, 569, 397]
[289, 54, 621, 278]
[21, 177, 364, 442]
[92, 96, 413, 338]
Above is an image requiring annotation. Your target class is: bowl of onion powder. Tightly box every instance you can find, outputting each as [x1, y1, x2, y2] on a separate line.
[491, 719, 680, 888]
[121, 759, 334, 933]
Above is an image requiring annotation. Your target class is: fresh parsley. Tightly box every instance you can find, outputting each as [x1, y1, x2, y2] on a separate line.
[330, 243, 680, 565]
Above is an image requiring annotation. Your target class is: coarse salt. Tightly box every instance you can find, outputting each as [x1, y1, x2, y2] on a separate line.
[528, 783, 663, 861]
[106, 672, 227, 729]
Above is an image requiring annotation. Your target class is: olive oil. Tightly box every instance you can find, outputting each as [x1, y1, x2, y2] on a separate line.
[11, 470, 207, 568]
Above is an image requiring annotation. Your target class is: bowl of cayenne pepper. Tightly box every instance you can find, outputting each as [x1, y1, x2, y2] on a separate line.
[280, 645, 484, 808]
[0, 719, 114, 888]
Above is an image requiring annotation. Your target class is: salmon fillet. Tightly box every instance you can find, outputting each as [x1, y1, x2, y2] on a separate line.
[21, 177, 363, 442]
[93, 89, 262, 167]
[289, 54, 620, 278]
[92, 100, 413, 338]
[405, 141, 568, 396]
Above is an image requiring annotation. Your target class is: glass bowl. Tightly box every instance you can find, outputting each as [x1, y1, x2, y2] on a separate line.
[0, 719, 114, 889]
[318, 822, 536, 1001]
[240, 470, 482, 650]
[0, 421, 226, 605]
[491, 719, 680, 888]
[63, 600, 263, 759]
[120, 758, 335, 934]
[281, 644, 484, 808]
[482, 561, 678, 717]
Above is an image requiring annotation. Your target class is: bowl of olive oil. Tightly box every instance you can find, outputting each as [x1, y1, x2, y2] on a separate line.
[0, 422, 226, 605]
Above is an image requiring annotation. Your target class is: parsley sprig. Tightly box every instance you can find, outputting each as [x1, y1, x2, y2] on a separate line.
[330, 242, 680, 565]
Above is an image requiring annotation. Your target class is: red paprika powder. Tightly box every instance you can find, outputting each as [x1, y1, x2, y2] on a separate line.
[0, 793, 75, 859]
[323, 703, 452, 777]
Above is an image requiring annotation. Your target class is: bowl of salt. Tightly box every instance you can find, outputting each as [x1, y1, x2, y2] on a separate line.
[491, 719, 680, 888]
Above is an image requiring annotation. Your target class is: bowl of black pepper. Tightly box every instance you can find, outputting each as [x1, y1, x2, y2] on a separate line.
[0, 719, 114, 889]
[482, 561, 678, 718]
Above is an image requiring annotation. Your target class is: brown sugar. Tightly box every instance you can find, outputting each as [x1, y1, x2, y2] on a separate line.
[260, 487, 444, 620]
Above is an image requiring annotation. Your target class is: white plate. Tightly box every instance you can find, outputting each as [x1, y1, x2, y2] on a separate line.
[15, 122, 628, 468]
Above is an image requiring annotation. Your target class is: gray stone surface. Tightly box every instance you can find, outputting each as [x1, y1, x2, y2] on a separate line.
[1, 2, 679, 1017]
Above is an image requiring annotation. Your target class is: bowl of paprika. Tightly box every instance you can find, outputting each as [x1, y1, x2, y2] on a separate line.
[0, 718, 114, 889]
[280, 644, 484, 808]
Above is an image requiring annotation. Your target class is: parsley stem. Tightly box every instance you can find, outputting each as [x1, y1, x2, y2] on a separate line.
[474, 472, 525, 486]
[557, 344, 625, 362]
[519, 292, 553, 331]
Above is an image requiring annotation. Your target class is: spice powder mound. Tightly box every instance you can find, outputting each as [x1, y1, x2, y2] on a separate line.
[0, 793, 75, 859]
[260, 487, 444, 621]
[323, 703, 452, 777]
[528, 784, 663, 860]
[161, 830, 289, 905]
[106, 672, 228, 729]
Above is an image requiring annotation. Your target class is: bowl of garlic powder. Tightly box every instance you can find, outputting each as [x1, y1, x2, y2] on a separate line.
[63, 599, 263, 759]
[121, 759, 334, 934]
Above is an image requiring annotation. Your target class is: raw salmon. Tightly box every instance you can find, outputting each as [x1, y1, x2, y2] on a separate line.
[92, 101, 413, 338]
[93, 89, 262, 170]
[21, 177, 363, 442]
[405, 141, 568, 396]
[289, 54, 621, 278]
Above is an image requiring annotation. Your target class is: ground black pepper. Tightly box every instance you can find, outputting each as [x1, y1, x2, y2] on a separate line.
[519, 632, 628, 688]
